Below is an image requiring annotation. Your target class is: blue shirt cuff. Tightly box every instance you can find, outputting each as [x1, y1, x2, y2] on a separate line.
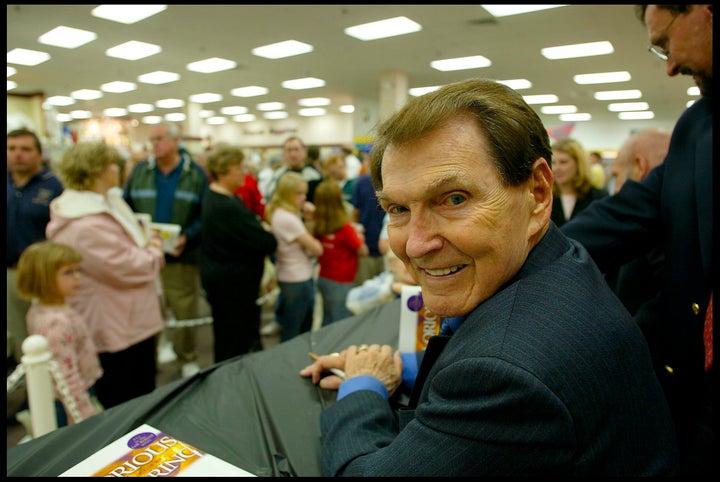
[337, 375, 389, 401]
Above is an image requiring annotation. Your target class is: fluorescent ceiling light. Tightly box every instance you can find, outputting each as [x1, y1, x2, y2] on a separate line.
[103, 107, 127, 117]
[106, 41, 161, 61]
[7, 48, 51, 66]
[101, 81, 137, 93]
[252, 40, 314, 59]
[46, 95, 76, 106]
[70, 110, 92, 119]
[231, 86, 268, 97]
[619, 111, 654, 120]
[142, 115, 163, 124]
[127, 103, 154, 113]
[7, 80, 17, 91]
[686, 100, 695, 108]
[559, 113, 591, 121]
[298, 108, 326, 117]
[573, 71, 631, 84]
[522, 94, 558, 104]
[220, 106, 248, 115]
[497, 79, 532, 90]
[199, 110, 215, 118]
[71, 89, 103, 100]
[541, 105, 577, 114]
[409, 86, 440, 97]
[7, 66, 17, 77]
[339, 105, 355, 113]
[38, 26, 97, 49]
[165, 113, 186, 122]
[687, 86, 700, 96]
[431, 55, 491, 72]
[257, 102, 285, 111]
[263, 111, 289, 120]
[137, 71, 180, 84]
[344, 16, 422, 41]
[156, 98, 185, 109]
[541, 41, 613, 59]
[206, 116, 226, 125]
[282, 77, 325, 90]
[593, 89, 642, 100]
[186, 57, 236, 73]
[189, 92, 223, 103]
[607, 102, 649, 112]
[233, 114, 256, 122]
[91, 5, 167, 24]
[56, 113, 72, 122]
[298, 97, 331, 107]
[481, 5, 566, 17]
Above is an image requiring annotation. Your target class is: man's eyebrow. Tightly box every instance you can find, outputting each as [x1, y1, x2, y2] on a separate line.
[376, 172, 465, 205]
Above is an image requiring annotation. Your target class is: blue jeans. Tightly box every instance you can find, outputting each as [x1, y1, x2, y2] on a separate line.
[276, 279, 315, 342]
[317, 277, 353, 326]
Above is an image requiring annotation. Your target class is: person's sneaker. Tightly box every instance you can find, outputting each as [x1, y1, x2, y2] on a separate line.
[181, 362, 200, 378]
[260, 321, 281, 336]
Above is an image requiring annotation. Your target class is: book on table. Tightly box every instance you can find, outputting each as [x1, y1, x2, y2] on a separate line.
[59, 424, 255, 477]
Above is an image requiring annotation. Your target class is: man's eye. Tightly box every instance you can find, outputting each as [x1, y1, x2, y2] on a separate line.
[447, 194, 466, 206]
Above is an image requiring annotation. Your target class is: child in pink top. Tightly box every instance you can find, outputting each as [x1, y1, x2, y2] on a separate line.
[16, 240, 103, 426]
[313, 180, 369, 325]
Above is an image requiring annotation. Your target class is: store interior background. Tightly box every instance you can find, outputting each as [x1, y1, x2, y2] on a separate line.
[7, 5, 694, 168]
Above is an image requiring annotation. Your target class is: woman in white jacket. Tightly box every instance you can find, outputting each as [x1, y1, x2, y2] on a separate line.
[46, 142, 165, 409]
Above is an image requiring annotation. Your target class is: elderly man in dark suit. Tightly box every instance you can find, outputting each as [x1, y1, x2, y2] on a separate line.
[563, 5, 713, 476]
[301, 79, 678, 476]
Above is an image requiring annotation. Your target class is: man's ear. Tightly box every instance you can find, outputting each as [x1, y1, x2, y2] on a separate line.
[527, 157, 553, 237]
[632, 154, 650, 180]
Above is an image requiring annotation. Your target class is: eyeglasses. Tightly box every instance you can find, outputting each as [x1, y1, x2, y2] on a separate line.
[648, 14, 678, 61]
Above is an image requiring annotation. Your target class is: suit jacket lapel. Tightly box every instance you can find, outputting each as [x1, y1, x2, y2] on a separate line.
[408, 334, 451, 409]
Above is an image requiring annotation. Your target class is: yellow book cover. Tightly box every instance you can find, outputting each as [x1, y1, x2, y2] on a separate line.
[398, 285, 443, 352]
[59, 424, 255, 477]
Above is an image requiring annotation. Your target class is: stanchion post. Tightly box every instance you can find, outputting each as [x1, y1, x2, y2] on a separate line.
[21, 334, 58, 438]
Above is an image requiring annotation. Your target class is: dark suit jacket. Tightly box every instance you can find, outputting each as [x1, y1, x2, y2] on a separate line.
[562, 96, 713, 458]
[320, 224, 678, 476]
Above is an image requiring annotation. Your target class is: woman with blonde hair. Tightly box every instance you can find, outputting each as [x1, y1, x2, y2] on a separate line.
[200, 144, 277, 361]
[550, 138, 608, 227]
[46, 141, 165, 409]
[265, 171, 323, 342]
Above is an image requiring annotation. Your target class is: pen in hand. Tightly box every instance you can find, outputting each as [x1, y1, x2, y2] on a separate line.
[308, 352, 346, 380]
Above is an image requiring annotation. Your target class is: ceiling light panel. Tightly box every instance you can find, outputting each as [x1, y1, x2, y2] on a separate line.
[38, 26, 97, 49]
[91, 5, 168, 24]
[189, 92, 223, 103]
[522, 94, 558, 104]
[573, 71, 631, 84]
[45, 95, 75, 106]
[70, 110, 92, 119]
[7, 80, 17, 91]
[256, 102, 285, 111]
[186, 57, 237, 73]
[497, 79, 532, 90]
[137, 71, 180, 84]
[298, 108, 326, 116]
[344, 16, 422, 41]
[56, 113, 72, 122]
[281, 77, 325, 90]
[298, 97, 331, 107]
[231, 86, 269, 97]
[142, 115, 163, 124]
[7, 66, 17, 77]
[101, 81, 137, 93]
[263, 111, 289, 120]
[7, 48, 51, 66]
[541, 105, 577, 114]
[104, 107, 128, 117]
[481, 5, 566, 17]
[233, 114, 256, 122]
[165, 112, 186, 122]
[156, 98, 185, 109]
[206, 116, 226, 125]
[252, 40, 314, 59]
[593, 89, 642, 100]
[541, 41, 613, 59]
[607, 102, 649, 112]
[409, 86, 440, 96]
[71, 89, 103, 100]
[220, 106, 248, 115]
[431, 55, 491, 72]
[105, 41, 162, 61]
[560, 113, 592, 121]
[127, 103, 154, 113]
[339, 105, 355, 113]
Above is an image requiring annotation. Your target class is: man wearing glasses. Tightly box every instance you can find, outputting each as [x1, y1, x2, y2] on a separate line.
[124, 123, 209, 378]
[563, 5, 712, 476]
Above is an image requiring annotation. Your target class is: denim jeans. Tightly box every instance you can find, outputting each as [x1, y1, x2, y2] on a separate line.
[317, 276, 353, 326]
[276, 279, 315, 342]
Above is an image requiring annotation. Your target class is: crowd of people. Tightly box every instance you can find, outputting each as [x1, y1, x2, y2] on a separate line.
[6, 4, 712, 475]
